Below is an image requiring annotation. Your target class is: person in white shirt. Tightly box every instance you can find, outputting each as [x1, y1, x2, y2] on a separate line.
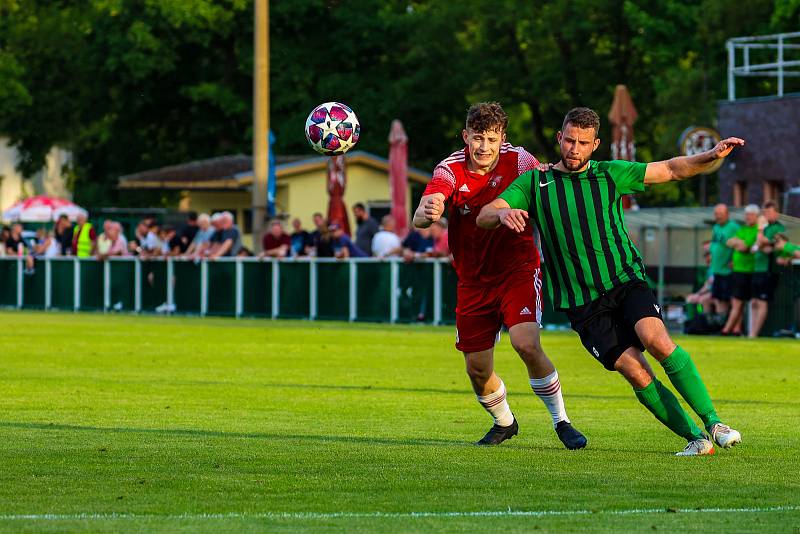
[371, 215, 403, 258]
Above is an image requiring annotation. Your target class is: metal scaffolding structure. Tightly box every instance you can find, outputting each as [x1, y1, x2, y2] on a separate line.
[727, 31, 800, 101]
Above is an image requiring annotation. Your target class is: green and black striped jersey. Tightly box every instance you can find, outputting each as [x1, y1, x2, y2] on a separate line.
[499, 160, 648, 311]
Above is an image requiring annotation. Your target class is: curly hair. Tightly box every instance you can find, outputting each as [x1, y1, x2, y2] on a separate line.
[466, 102, 508, 133]
[562, 107, 600, 136]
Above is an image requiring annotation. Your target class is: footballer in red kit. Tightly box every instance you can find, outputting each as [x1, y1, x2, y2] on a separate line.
[413, 102, 586, 449]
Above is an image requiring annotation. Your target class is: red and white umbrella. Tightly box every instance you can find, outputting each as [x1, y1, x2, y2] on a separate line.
[2, 195, 87, 222]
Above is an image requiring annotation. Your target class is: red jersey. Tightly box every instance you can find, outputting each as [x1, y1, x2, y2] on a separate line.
[424, 143, 541, 286]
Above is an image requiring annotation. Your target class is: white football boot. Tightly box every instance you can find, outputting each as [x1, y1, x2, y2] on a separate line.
[709, 423, 742, 449]
[675, 438, 715, 456]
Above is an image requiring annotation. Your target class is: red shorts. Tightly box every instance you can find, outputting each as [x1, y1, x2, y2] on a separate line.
[455, 269, 543, 353]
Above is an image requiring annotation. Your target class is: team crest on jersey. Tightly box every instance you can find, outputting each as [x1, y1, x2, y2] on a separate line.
[489, 175, 503, 188]
[459, 204, 471, 215]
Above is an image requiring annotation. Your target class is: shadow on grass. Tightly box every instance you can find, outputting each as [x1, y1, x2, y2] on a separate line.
[174, 381, 796, 408]
[9, 374, 795, 407]
[0, 421, 678, 456]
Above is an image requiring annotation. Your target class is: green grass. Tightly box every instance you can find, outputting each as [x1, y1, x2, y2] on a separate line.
[0, 311, 798, 533]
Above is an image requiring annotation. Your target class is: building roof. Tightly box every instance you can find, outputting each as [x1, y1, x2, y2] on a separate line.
[118, 151, 430, 191]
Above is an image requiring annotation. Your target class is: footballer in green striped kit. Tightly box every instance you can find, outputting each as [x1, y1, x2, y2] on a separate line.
[477, 107, 745, 456]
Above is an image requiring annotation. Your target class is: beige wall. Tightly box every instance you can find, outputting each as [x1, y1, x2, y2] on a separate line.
[0, 137, 72, 216]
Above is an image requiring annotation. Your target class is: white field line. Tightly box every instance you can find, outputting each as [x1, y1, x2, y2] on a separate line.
[0, 505, 798, 521]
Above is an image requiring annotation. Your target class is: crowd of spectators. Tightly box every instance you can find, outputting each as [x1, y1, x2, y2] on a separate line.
[685, 201, 799, 338]
[259, 203, 449, 261]
[1, 203, 450, 271]
[0, 210, 248, 273]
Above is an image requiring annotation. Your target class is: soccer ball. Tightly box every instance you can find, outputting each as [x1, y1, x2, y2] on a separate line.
[304, 102, 361, 156]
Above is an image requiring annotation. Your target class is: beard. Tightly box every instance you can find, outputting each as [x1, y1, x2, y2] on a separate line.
[560, 155, 591, 172]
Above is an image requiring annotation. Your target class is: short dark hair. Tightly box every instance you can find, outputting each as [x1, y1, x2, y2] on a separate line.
[187, 211, 198, 221]
[353, 202, 366, 211]
[763, 200, 779, 210]
[466, 102, 508, 133]
[562, 107, 600, 136]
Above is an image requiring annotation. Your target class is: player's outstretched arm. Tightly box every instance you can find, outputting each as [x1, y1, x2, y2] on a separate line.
[413, 193, 446, 229]
[644, 137, 745, 185]
[476, 199, 528, 233]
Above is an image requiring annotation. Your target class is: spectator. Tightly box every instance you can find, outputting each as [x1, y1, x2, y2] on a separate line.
[722, 204, 759, 336]
[352, 203, 379, 254]
[775, 233, 800, 262]
[160, 225, 183, 256]
[0, 226, 10, 255]
[237, 246, 254, 257]
[178, 211, 199, 253]
[289, 218, 311, 257]
[33, 227, 60, 257]
[749, 201, 786, 338]
[21, 227, 53, 274]
[54, 215, 74, 256]
[96, 221, 128, 259]
[308, 212, 327, 256]
[315, 224, 335, 258]
[401, 226, 434, 262]
[71, 213, 96, 257]
[371, 215, 403, 258]
[429, 218, 450, 258]
[708, 203, 739, 323]
[686, 241, 716, 315]
[208, 211, 241, 258]
[6, 223, 25, 256]
[139, 220, 163, 258]
[330, 223, 367, 259]
[261, 219, 291, 258]
[184, 213, 214, 258]
[97, 220, 113, 258]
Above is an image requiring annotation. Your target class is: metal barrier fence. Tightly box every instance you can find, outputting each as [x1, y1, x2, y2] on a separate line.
[0, 257, 571, 325]
[1, 257, 796, 333]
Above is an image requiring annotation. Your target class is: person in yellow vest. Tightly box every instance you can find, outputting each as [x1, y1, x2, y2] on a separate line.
[71, 213, 97, 257]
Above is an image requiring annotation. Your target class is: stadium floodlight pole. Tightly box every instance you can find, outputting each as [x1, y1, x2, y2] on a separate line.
[252, 0, 270, 252]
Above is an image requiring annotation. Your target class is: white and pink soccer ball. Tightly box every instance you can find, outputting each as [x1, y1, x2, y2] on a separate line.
[304, 102, 361, 156]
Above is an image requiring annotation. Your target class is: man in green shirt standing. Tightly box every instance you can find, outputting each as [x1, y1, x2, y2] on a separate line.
[722, 205, 760, 336]
[709, 204, 739, 323]
[477, 107, 743, 456]
[749, 200, 786, 338]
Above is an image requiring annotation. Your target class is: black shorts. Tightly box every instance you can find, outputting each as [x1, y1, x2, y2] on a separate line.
[565, 280, 663, 371]
[711, 274, 732, 301]
[751, 272, 778, 301]
[731, 272, 752, 301]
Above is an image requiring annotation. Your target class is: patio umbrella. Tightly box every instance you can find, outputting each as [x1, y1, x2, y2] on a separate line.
[388, 120, 409, 238]
[2, 195, 87, 222]
[326, 155, 351, 235]
[608, 85, 638, 208]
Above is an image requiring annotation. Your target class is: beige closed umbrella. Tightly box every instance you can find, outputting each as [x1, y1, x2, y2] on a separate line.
[608, 85, 638, 209]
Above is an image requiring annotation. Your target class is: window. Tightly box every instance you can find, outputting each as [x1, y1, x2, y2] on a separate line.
[733, 181, 747, 207]
[367, 201, 391, 222]
[763, 180, 783, 206]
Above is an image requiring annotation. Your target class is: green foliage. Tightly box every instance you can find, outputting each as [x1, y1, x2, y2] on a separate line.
[0, 0, 793, 208]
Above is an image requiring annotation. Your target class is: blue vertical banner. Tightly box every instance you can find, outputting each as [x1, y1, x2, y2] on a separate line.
[267, 130, 277, 217]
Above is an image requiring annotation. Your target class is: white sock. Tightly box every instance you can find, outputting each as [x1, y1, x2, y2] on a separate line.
[477, 380, 514, 427]
[530, 371, 569, 427]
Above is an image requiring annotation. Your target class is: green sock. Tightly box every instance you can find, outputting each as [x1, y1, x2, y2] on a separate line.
[660, 346, 721, 430]
[634, 379, 704, 441]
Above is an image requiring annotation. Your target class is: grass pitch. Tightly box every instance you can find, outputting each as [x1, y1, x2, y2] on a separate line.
[0, 311, 798, 532]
